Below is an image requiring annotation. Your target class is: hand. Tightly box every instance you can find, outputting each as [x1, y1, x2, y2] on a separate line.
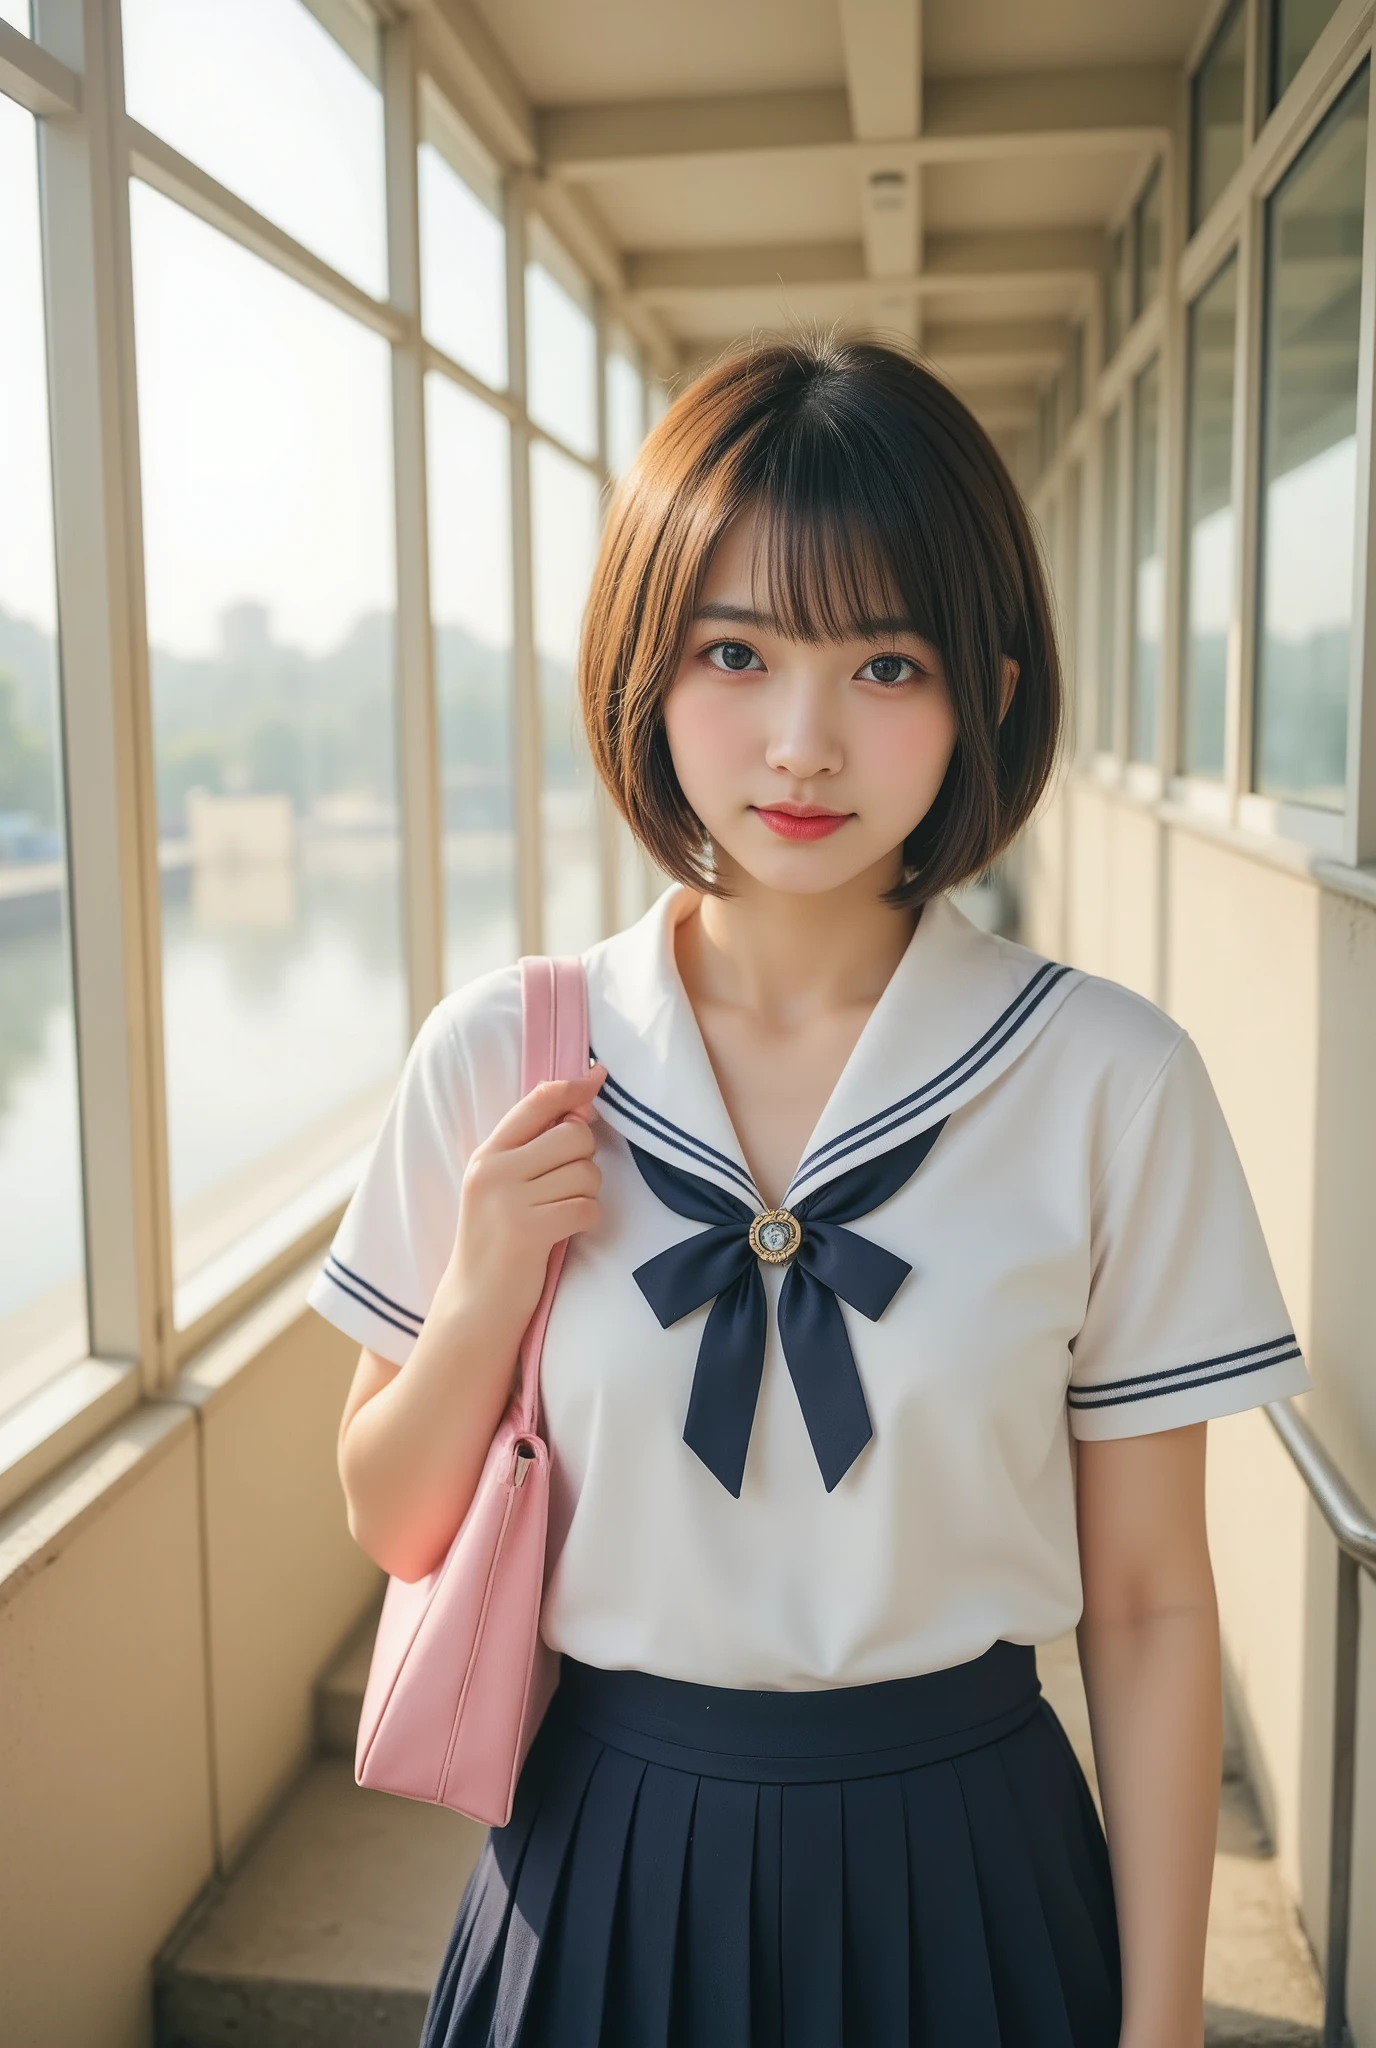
[444, 1064, 607, 1336]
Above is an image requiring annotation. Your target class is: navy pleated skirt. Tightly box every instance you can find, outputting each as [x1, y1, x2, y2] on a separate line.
[420, 1642, 1120, 2048]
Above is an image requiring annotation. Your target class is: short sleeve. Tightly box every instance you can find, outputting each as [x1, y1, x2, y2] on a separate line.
[1068, 1031, 1309, 1439]
[306, 1003, 474, 1366]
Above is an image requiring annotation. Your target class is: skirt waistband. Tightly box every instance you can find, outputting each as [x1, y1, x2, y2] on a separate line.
[551, 1640, 1041, 1784]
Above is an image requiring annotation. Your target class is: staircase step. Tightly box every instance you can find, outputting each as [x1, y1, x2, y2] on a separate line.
[156, 1761, 482, 2048]
[315, 1601, 379, 1759]
[158, 1629, 1320, 2047]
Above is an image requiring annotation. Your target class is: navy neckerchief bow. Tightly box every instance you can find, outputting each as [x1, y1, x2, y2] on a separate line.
[629, 1120, 947, 1496]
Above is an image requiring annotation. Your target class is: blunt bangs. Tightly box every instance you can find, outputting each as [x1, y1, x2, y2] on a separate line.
[580, 335, 1064, 908]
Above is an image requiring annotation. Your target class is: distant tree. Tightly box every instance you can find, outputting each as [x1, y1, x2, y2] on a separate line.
[0, 668, 57, 823]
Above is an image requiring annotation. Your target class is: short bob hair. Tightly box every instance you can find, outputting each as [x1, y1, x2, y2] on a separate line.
[581, 334, 1063, 908]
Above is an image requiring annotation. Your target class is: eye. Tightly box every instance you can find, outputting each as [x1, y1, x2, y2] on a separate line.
[857, 652, 920, 687]
[705, 640, 765, 674]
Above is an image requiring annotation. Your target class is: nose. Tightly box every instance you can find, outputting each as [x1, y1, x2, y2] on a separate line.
[762, 669, 844, 783]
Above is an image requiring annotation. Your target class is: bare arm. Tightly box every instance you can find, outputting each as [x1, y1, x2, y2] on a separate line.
[337, 1063, 605, 1581]
[1076, 1423, 1221, 2048]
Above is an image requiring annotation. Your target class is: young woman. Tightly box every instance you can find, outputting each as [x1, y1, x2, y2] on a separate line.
[312, 338, 1308, 2048]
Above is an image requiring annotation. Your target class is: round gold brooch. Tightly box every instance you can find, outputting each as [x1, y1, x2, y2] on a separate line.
[748, 1207, 802, 1264]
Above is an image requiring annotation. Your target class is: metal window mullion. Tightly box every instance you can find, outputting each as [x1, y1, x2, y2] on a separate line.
[35, 0, 174, 1385]
[1081, 296, 1107, 765]
[1113, 384, 1135, 758]
[382, 17, 443, 1029]
[125, 120, 407, 349]
[0, 15, 79, 113]
[1157, 131, 1187, 781]
[1226, 194, 1265, 815]
[1342, 68, 1376, 863]
[506, 174, 541, 957]
[591, 286, 620, 941]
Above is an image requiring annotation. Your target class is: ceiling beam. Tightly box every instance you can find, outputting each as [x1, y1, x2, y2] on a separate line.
[541, 89, 852, 180]
[541, 66, 1174, 182]
[837, 0, 923, 331]
[837, 0, 921, 140]
[624, 232, 1099, 307]
[418, 0, 539, 168]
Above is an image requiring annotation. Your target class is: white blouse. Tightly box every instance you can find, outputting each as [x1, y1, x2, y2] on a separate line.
[309, 883, 1308, 1690]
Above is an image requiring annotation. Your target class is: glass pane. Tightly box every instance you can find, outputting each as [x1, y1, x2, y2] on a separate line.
[1131, 357, 1162, 764]
[1097, 409, 1120, 750]
[1183, 256, 1239, 778]
[1105, 226, 1131, 360]
[130, 186, 406, 1314]
[532, 442, 601, 954]
[527, 240, 598, 460]
[1191, 0, 1247, 232]
[607, 349, 646, 476]
[0, 2, 31, 32]
[418, 94, 507, 391]
[0, 98, 86, 1409]
[427, 377, 518, 991]
[1273, 0, 1343, 105]
[1255, 66, 1368, 811]
[1068, 323, 1085, 422]
[122, 0, 386, 299]
[1134, 163, 1164, 314]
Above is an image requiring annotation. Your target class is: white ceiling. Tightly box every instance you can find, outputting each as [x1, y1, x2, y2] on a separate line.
[444, 0, 1215, 429]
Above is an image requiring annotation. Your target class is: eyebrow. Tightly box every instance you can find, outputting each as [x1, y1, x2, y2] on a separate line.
[693, 601, 924, 637]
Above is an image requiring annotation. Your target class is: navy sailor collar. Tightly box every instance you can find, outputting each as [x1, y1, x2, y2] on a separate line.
[585, 882, 1082, 1208]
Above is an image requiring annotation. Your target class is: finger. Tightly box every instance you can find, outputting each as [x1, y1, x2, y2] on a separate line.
[529, 1159, 601, 1205]
[517, 1119, 599, 1178]
[486, 1066, 606, 1151]
[564, 1063, 607, 1125]
[532, 1195, 601, 1238]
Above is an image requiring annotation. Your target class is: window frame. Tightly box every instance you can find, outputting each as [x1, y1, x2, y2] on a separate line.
[1031, 0, 1376, 874]
[0, 0, 671, 1505]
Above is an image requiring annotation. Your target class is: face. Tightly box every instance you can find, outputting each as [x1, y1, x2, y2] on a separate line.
[663, 509, 960, 899]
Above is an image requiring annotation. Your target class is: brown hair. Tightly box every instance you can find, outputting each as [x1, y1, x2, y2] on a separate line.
[581, 334, 1063, 906]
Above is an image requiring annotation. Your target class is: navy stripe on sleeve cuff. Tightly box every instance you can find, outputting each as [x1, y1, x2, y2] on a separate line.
[1068, 1334, 1300, 1412]
[320, 1255, 424, 1338]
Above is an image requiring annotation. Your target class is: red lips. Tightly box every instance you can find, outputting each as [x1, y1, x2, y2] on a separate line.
[753, 806, 850, 841]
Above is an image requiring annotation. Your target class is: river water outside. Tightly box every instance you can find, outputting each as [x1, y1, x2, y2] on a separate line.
[0, 826, 523, 1404]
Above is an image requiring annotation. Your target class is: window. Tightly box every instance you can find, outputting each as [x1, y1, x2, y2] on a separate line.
[1131, 358, 1163, 764]
[419, 88, 507, 391]
[0, 95, 87, 1411]
[129, 186, 406, 1326]
[1097, 409, 1121, 750]
[0, 1, 30, 29]
[606, 342, 647, 476]
[121, 0, 387, 299]
[426, 376, 518, 991]
[1272, 0, 1344, 107]
[1255, 67, 1369, 812]
[1068, 323, 1086, 424]
[531, 442, 602, 954]
[526, 223, 598, 460]
[1037, 385, 1057, 475]
[1191, 0, 1248, 232]
[1182, 256, 1239, 779]
[1133, 163, 1164, 315]
[1105, 225, 1131, 360]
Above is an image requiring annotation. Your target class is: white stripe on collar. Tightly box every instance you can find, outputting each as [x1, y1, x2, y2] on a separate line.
[585, 884, 1082, 1207]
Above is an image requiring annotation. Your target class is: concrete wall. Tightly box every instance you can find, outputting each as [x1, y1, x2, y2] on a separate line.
[1024, 776, 1376, 2044]
[0, 1265, 378, 2048]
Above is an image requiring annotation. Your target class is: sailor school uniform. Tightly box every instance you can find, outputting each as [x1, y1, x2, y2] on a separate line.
[309, 882, 1308, 2048]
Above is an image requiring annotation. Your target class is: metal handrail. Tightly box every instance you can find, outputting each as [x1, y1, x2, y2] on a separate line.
[1265, 1398, 1376, 2048]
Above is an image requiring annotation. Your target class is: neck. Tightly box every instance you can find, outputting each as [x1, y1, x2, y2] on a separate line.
[677, 853, 920, 1027]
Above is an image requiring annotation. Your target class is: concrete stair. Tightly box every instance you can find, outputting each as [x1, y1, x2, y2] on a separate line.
[155, 1617, 1322, 2047]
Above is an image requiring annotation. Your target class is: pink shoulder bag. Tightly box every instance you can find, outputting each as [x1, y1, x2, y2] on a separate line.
[353, 954, 589, 1826]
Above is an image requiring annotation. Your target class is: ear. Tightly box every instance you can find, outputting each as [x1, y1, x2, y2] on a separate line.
[998, 656, 1020, 724]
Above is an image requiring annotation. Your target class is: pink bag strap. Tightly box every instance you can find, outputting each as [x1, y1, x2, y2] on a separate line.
[515, 955, 590, 1432]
